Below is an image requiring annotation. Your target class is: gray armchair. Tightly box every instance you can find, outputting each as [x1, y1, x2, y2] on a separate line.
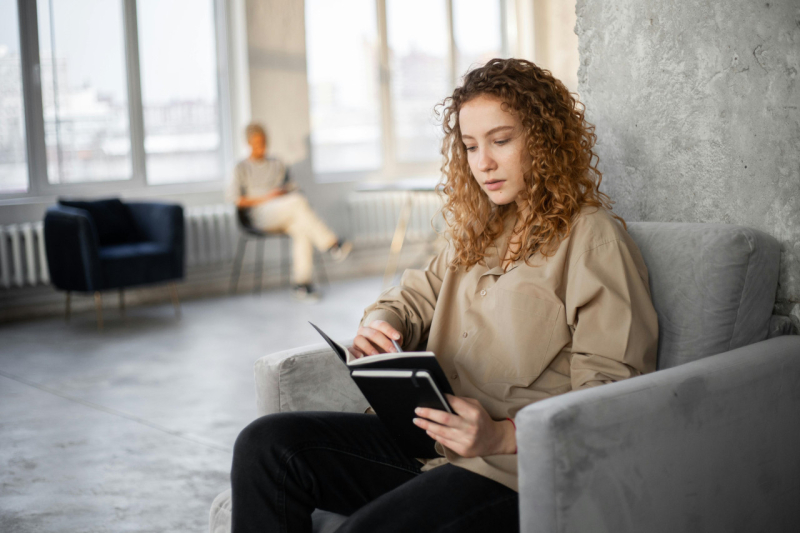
[210, 222, 800, 533]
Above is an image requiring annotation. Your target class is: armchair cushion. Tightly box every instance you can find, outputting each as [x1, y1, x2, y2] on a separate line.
[98, 242, 173, 289]
[59, 198, 140, 246]
[626, 222, 781, 369]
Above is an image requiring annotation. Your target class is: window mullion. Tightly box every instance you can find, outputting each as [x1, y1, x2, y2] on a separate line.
[17, 0, 48, 195]
[376, 0, 395, 176]
[446, 0, 456, 90]
[122, 0, 146, 188]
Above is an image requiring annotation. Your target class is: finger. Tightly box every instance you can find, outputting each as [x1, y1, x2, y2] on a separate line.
[368, 320, 403, 344]
[414, 417, 463, 442]
[356, 326, 395, 354]
[353, 335, 380, 356]
[414, 407, 461, 428]
[424, 431, 465, 455]
[445, 395, 480, 420]
[347, 345, 365, 359]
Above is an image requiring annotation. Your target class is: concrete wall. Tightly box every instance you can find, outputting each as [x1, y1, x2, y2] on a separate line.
[576, 0, 800, 311]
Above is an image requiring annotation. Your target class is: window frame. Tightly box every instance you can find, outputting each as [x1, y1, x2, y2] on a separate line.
[311, 0, 516, 183]
[2, 0, 236, 201]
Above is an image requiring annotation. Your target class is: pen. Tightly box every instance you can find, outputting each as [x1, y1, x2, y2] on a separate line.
[391, 338, 403, 352]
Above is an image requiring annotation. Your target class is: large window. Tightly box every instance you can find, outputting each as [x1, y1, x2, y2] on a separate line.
[137, 0, 222, 184]
[0, 0, 28, 193]
[0, 0, 227, 196]
[37, 0, 131, 184]
[305, 0, 509, 180]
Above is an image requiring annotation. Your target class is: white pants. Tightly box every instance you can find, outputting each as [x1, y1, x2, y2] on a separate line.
[249, 192, 337, 285]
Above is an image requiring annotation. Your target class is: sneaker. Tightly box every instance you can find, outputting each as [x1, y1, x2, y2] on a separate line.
[329, 240, 353, 263]
[292, 283, 321, 302]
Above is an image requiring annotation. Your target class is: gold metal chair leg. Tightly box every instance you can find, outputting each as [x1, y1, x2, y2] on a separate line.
[94, 292, 104, 331]
[65, 291, 71, 322]
[119, 288, 125, 318]
[169, 282, 181, 319]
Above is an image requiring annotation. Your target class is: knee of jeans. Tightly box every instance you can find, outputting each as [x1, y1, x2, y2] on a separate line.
[233, 413, 298, 464]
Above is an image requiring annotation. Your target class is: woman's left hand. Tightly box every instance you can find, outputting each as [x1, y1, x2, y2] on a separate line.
[413, 395, 516, 458]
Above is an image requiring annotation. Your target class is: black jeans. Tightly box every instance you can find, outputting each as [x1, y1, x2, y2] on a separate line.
[230, 412, 519, 533]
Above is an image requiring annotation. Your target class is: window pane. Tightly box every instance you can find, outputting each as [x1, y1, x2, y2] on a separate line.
[453, 0, 503, 79]
[37, 0, 131, 184]
[306, 0, 382, 173]
[0, 0, 29, 193]
[137, 0, 222, 184]
[387, 0, 449, 163]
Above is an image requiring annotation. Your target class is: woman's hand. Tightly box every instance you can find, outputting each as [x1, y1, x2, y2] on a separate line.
[349, 320, 403, 358]
[413, 395, 516, 457]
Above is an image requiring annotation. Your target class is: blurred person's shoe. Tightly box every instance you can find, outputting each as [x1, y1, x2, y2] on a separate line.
[292, 283, 321, 302]
[329, 240, 352, 263]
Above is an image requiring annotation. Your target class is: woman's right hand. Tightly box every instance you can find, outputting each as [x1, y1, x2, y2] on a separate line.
[350, 320, 403, 358]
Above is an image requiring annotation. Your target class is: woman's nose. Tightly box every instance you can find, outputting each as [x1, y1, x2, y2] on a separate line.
[477, 149, 496, 172]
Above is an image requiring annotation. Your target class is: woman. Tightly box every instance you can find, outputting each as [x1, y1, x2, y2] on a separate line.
[231, 58, 658, 532]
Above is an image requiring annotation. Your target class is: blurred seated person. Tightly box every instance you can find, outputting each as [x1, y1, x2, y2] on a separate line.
[227, 123, 351, 300]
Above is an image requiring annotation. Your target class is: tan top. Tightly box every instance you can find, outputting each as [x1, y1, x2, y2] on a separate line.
[359, 205, 659, 492]
[225, 158, 286, 205]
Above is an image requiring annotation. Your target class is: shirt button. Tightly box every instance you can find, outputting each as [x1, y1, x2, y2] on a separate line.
[462, 331, 468, 338]
[451, 373, 458, 380]
[480, 289, 487, 296]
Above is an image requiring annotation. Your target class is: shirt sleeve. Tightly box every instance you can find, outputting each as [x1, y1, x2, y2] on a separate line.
[360, 244, 453, 351]
[565, 239, 659, 391]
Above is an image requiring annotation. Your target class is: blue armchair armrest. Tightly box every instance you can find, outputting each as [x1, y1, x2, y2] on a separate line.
[44, 205, 102, 292]
[126, 202, 185, 280]
[516, 335, 800, 533]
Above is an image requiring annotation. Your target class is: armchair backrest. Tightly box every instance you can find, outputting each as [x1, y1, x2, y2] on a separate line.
[58, 198, 140, 246]
[626, 222, 781, 369]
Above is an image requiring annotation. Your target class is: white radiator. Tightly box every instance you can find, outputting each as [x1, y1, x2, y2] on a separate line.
[0, 222, 48, 288]
[0, 207, 238, 289]
[184, 204, 237, 268]
[347, 191, 444, 246]
[0, 194, 443, 289]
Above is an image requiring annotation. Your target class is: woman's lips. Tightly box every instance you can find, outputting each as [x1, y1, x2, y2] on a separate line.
[485, 180, 505, 191]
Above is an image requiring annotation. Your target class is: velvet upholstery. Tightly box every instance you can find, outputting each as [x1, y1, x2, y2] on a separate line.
[44, 200, 184, 293]
[209, 221, 798, 533]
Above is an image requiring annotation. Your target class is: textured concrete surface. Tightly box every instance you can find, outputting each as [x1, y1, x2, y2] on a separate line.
[0, 276, 383, 532]
[576, 0, 800, 307]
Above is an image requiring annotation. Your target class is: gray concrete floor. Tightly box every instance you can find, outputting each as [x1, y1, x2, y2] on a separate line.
[0, 276, 384, 532]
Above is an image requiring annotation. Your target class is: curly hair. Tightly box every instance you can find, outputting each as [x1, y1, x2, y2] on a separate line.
[437, 58, 624, 270]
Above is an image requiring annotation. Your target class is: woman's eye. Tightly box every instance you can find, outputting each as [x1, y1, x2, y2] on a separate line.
[465, 146, 477, 152]
[495, 139, 509, 146]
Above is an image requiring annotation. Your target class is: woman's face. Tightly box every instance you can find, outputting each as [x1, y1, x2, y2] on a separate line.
[459, 94, 529, 208]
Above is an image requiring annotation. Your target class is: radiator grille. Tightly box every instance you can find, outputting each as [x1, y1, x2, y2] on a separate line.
[347, 191, 444, 246]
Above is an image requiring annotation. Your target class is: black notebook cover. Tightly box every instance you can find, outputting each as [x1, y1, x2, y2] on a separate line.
[352, 369, 451, 458]
[310, 323, 455, 457]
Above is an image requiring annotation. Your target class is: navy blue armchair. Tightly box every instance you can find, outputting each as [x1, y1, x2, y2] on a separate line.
[44, 198, 184, 328]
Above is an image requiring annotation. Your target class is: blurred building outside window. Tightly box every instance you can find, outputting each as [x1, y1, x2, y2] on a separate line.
[137, 0, 222, 185]
[0, 0, 29, 193]
[0, 0, 228, 197]
[305, 0, 508, 180]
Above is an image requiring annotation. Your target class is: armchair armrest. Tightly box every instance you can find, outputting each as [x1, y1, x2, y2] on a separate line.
[254, 341, 368, 417]
[43, 205, 101, 292]
[126, 202, 185, 278]
[516, 335, 800, 533]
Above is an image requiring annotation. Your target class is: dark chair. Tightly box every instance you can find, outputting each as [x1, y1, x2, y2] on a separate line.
[44, 198, 184, 329]
[229, 208, 328, 294]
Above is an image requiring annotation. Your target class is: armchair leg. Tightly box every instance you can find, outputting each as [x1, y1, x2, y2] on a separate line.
[65, 291, 71, 322]
[119, 288, 125, 318]
[169, 282, 181, 319]
[94, 292, 103, 331]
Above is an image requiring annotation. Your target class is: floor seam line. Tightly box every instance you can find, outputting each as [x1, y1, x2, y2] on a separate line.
[0, 369, 231, 454]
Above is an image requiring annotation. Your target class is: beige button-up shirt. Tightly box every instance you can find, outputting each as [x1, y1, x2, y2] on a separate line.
[359, 205, 659, 492]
